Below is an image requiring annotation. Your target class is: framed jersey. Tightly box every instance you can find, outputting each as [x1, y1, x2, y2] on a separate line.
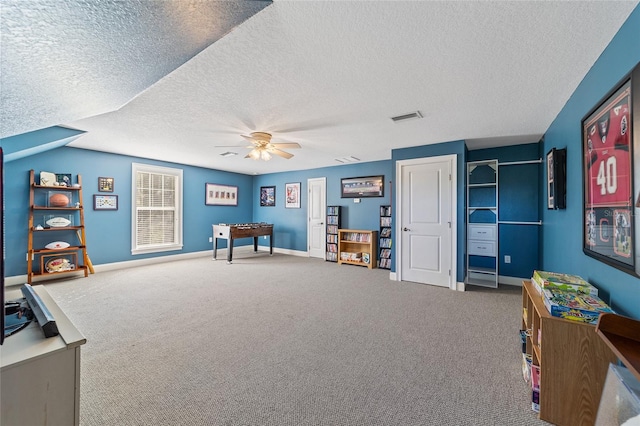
[582, 61, 640, 276]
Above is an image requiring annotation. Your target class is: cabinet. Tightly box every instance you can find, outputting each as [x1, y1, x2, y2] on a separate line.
[326, 206, 341, 262]
[466, 159, 498, 288]
[2, 285, 86, 426]
[521, 280, 616, 426]
[28, 170, 90, 284]
[379, 205, 392, 269]
[337, 229, 378, 269]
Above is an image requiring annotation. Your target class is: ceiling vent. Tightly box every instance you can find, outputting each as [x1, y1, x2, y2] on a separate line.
[220, 151, 238, 157]
[391, 111, 423, 123]
[335, 156, 360, 164]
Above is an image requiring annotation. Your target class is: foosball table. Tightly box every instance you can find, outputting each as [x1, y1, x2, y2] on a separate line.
[212, 223, 274, 263]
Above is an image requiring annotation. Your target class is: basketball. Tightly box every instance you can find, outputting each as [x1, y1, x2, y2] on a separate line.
[49, 193, 70, 207]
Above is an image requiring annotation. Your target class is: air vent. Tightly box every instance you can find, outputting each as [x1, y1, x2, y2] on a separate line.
[335, 156, 360, 164]
[391, 111, 423, 123]
[220, 151, 238, 157]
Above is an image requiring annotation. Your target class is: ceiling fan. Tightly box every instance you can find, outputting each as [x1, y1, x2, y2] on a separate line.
[238, 132, 301, 161]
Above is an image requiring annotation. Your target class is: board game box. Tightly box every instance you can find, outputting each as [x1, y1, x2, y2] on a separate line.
[532, 270, 599, 296]
[542, 287, 614, 324]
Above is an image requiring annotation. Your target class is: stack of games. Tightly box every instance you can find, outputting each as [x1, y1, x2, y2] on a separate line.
[542, 287, 615, 324]
[532, 270, 599, 296]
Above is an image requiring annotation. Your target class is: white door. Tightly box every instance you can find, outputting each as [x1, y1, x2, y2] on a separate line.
[307, 177, 326, 258]
[397, 155, 456, 288]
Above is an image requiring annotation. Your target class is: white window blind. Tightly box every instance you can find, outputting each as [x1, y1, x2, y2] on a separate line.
[132, 163, 183, 255]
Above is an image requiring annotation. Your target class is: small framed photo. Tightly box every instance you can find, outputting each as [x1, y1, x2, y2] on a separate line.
[260, 186, 276, 207]
[205, 183, 238, 206]
[94, 194, 118, 210]
[285, 182, 301, 208]
[98, 177, 114, 192]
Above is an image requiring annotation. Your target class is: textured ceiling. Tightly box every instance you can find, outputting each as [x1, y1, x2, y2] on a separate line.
[1, 1, 638, 175]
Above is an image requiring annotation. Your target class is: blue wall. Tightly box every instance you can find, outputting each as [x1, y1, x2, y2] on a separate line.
[542, 6, 640, 317]
[391, 140, 467, 280]
[253, 160, 393, 252]
[4, 143, 254, 277]
[468, 143, 541, 279]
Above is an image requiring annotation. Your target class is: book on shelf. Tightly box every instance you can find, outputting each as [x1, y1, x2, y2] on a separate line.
[380, 217, 391, 227]
[531, 364, 541, 412]
[380, 248, 391, 258]
[327, 225, 338, 234]
[380, 206, 391, 216]
[343, 232, 371, 242]
[380, 227, 391, 237]
[542, 287, 615, 324]
[532, 270, 599, 296]
[379, 258, 391, 268]
[380, 238, 392, 248]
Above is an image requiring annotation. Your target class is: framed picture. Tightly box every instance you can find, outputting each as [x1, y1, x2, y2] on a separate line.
[582, 61, 639, 276]
[260, 186, 276, 207]
[93, 194, 118, 210]
[98, 177, 114, 192]
[341, 175, 384, 198]
[547, 148, 566, 210]
[205, 183, 238, 206]
[285, 182, 301, 208]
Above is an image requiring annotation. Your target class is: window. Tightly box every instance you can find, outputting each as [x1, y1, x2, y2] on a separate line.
[132, 163, 183, 255]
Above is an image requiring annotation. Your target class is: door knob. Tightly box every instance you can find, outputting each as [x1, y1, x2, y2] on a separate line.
[403, 227, 410, 231]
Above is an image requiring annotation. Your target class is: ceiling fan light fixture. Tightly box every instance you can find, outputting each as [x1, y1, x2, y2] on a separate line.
[260, 150, 272, 161]
[248, 149, 261, 160]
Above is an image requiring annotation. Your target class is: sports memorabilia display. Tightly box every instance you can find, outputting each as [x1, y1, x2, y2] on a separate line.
[582, 62, 639, 275]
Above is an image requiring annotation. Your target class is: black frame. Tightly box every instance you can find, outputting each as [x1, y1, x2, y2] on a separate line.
[98, 176, 114, 192]
[93, 194, 118, 210]
[547, 148, 566, 210]
[260, 186, 276, 207]
[582, 61, 640, 276]
[340, 175, 384, 198]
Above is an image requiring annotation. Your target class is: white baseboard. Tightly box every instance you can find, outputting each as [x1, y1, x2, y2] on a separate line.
[6, 246, 312, 287]
[499, 275, 527, 286]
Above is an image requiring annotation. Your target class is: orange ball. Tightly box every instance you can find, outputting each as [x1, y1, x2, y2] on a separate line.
[49, 193, 70, 207]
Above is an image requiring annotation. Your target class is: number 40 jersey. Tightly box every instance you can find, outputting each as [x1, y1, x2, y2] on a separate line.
[585, 102, 631, 208]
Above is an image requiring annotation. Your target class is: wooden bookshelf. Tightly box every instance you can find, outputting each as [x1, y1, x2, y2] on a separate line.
[521, 280, 616, 426]
[337, 229, 377, 269]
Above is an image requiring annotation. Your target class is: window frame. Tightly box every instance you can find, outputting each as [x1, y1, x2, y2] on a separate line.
[131, 163, 183, 255]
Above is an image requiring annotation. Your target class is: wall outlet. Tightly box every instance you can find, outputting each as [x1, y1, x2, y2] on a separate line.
[504, 255, 511, 264]
[354, 198, 361, 203]
[209, 237, 213, 243]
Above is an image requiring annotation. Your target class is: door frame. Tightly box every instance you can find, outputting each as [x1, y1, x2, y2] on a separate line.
[307, 177, 327, 258]
[395, 154, 458, 290]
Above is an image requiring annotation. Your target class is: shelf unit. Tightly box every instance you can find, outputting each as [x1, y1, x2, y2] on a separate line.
[326, 206, 341, 262]
[466, 159, 498, 288]
[521, 280, 616, 425]
[379, 205, 392, 269]
[28, 170, 90, 284]
[337, 229, 378, 269]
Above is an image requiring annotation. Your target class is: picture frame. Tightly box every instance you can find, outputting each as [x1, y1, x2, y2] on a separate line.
[547, 148, 566, 210]
[93, 194, 118, 210]
[205, 183, 238, 206]
[582, 61, 639, 276]
[98, 177, 114, 192]
[260, 186, 276, 207]
[285, 182, 301, 208]
[341, 175, 384, 198]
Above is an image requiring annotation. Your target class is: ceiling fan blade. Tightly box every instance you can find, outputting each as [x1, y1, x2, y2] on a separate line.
[270, 148, 294, 159]
[271, 142, 301, 149]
